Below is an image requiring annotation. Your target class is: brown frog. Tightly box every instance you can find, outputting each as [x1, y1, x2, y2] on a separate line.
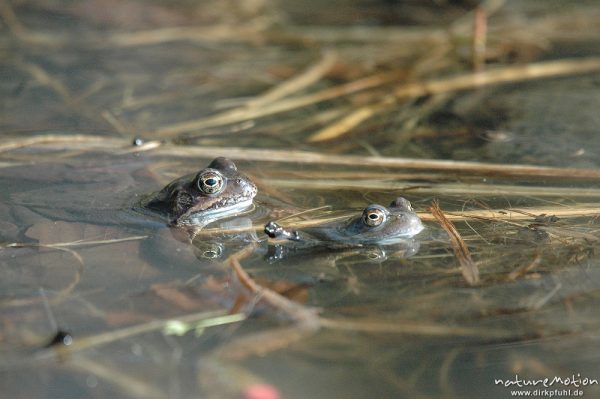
[145, 157, 257, 227]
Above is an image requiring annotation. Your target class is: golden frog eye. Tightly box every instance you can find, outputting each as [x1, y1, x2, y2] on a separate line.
[202, 245, 223, 259]
[194, 242, 224, 259]
[197, 170, 225, 194]
[362, 207, 386, 227]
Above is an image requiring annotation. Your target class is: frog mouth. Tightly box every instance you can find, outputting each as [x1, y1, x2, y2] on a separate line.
[177, 198, 254, 226]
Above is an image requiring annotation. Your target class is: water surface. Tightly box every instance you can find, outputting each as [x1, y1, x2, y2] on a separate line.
[2, 1, 600, 398]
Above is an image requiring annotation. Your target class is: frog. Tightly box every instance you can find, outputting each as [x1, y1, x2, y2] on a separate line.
[264, 197, 424, 246]
[135, 157, 265, 267]
[261, 197, 424, 267]
[1, 156, 260, 270]
[144, 157, 258, 227]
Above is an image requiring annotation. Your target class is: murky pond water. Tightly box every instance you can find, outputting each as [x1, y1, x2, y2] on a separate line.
[2, 1, 600, 398]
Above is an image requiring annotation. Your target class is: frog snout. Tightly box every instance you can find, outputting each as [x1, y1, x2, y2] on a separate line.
[407, 215, 425, 236]
[243, 180, 258, 199]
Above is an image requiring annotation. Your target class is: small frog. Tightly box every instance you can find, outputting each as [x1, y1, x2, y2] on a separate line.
[145, 157, 257, 227]
[264, 197, 424, 246]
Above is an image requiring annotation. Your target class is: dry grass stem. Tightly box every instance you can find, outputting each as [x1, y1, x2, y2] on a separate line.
[430, 201, 480, 286]
[507, 252, 543, 281]
[439, 347, 461, 396]
[119, 140, 163, 153]
[392, 57, 600, 98]
[536, 225, 599, 242]
[0, 0, 25, 37]
[121, 87, 210, 111]
[4, 1, 600, 396]
[0, 135, 123, 153]
[18, 60, 71, 102]
[244, 51, 337, 109]
[438, 205, 600, 221]
[153, 71, 402, 136]
[0, 244, 84, 307]
[319, 317, 509, 338]
[1, 1, 264, 48]
[101, 111, 129, 135]
[151, 145, 600, 179]
[153, 57, 600, 137]
[48, 235, 148, 248]
[285, 25, 446, 44]
[274, 205, 332, 222]
[6, 135, 600, 182]
[213, 325, 317, 361]
[230, 257, 320, 328]
[266, 178, 600, 198]
[308, 104, 381, 142]
[186, 52, 337, 141]
[529, 283, 562, 310]
[15, 60, 110, 127]
[35, 310, 232, 362]
[194, 203, 600, 237]
[472, 6, 487, 71]
[105, 25, 263, 47]
[192, 214, 350, 237]
[207, 257, 320, 361]
[70, 356, 166, 399]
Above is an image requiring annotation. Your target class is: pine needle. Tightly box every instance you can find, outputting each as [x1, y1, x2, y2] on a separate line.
[430, 201, 480, 286]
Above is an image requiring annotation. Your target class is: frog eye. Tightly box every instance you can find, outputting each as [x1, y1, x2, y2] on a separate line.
[203, 246, 223, 259]
[196, 243, 224, 259]
[197, 170, 225, 194]
[362, 207, 387, 227]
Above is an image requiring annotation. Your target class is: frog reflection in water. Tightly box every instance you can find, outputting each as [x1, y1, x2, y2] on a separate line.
[146, 157, 257, 227]
[264, 197, 424, 261]
[143, 157, 260, 263]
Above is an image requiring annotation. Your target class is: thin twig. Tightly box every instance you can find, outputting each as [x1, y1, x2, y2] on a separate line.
[230, 257, 320, 328]
[202, 257, 320, 362]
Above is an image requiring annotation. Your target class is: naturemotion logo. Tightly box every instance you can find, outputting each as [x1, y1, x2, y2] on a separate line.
[494, 374, 598, 389]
